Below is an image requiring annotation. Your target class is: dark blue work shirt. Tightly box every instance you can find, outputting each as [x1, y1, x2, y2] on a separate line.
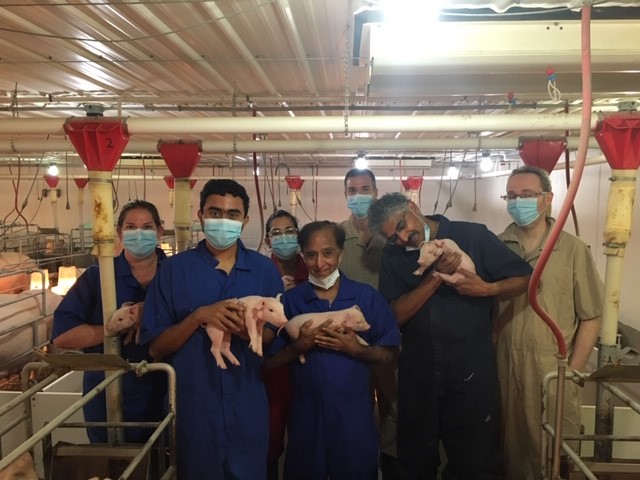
[274, 275, 400, 479]
[140, 239, 284, 480]
[52, 248, 167, 443]
[379, 215, 533, 360]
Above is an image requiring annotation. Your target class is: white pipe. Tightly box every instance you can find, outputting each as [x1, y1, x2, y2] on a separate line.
[0, 137, 599, 155]
[174, 179, 192, 252]
[89, 170, 123, 444]
[0, 114, 594, 136]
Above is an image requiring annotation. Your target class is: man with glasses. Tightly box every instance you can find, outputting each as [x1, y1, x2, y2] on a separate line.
[368, 193, 532, 480]
[339, 168, 400, 479]
[495, 166, 603, 480]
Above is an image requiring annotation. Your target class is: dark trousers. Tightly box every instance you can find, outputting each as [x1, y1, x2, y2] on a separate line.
[397, 349, 501, 480]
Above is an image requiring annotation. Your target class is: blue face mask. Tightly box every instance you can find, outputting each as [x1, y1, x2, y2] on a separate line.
[347, 194, 374, 219]
[405, 210, 431, 251]
[271, 234, 299, 260]
[122, 229, 158, 258]
[507, 198, 540, 227]
[203, 218, 243, 250]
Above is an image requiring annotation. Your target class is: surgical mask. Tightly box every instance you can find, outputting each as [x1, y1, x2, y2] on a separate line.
[406, 211, 431, 252]
[347, 194, 374, 219]
[203, 218, 243, 250]
[122, 229, 158, 258]
[308, 269, 340, 290]
[271, 234, 299, 260]
[507, 198, 540, 227]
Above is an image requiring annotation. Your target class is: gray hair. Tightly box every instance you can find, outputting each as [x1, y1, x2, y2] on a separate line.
[509, 165, 552, 193]
[368, 193, 410, 236]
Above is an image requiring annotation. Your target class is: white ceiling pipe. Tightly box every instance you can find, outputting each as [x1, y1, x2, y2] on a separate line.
[0, 113, 593, 136]
[0, 155, 609, 183]
[0, 136, 597, 155]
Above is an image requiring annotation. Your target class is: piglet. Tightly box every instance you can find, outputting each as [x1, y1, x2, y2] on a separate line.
[413, 238, 476, 284]
[105, 302, 141, 345]
[203, 294, 287, 369]
[284, 305, 370, 364]
[0, 452, 38, 480]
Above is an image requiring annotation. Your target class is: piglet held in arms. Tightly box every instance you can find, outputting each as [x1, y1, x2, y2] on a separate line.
[284, 305, 370, 363]
[203, 294, 287, 369]
[413, 238, 476, 283]
[105, 302, 140, 345]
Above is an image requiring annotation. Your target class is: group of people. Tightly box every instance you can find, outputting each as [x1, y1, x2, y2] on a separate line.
[51, 165, 603, 480]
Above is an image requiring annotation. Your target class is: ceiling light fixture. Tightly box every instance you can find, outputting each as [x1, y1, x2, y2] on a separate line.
[354, 152, 368, 169]
[480, 157, 494, 172]
[47, 164, 59, 176]
[447, 166, 459, 178]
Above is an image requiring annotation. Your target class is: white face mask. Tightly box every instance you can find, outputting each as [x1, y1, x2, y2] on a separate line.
[308, 269, 340, 290]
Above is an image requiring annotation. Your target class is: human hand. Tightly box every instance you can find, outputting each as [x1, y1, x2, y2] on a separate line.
[440, 268, 494, 297]
[198, 299, 246, 333]
[293, 319, 334, 354]
[282, 275, 296, 291]
[315, 326, 363, 356]
[434, 248, 462, 275]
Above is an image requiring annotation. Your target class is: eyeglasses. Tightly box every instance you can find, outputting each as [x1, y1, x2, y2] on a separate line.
[500, 192, 548, 201]
[386, 211, 408, 245]
[269, 227, 298, 237]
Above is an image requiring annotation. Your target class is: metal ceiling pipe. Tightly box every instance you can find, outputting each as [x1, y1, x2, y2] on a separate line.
[0, 136, 597, 155]
[0, 113, 593, 136]
[0, 156, 609, 182]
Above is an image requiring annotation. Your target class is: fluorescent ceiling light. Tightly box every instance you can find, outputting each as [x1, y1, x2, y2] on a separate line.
[447, 166, 459, 178]
[47, 164, 59, 176]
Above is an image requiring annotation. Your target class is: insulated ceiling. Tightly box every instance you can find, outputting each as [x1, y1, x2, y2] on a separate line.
[0, 0, 638, 169]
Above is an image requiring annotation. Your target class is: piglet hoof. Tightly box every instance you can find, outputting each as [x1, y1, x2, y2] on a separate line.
[298, 354, 307, 364]
[413, 267, 426, 276]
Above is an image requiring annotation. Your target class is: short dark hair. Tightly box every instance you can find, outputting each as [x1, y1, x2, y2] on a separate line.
[265, 210, 299, 236]
[298, 221, 345, 250]
[344, 168, 376, 190]
[508, 165, 553, 193]
[368, 193, 410, 236]
[117, 200, 162, 228]
[199, 179, 250, 215]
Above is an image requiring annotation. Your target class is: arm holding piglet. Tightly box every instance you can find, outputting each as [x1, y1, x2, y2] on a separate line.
[263, 319, 335, 370]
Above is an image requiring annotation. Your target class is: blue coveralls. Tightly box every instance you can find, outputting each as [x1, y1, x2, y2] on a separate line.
[275, 275, 400, 480]
[379, 215, 533, 480]
[140, 240, 284, 480]
[51, 248, 167, 443]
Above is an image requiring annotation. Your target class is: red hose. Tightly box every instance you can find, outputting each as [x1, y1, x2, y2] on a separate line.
[528, 6, 592, 359]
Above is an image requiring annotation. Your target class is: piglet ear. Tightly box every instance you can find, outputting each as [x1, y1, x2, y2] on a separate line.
[276, 293, 282, 303]
[130, 303, 139, 316]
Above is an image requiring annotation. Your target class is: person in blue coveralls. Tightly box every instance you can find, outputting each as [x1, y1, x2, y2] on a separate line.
[265, 221, 401, 480]
[368, 193, 533, 480]
[140, 179, 284, 480]
[52, 199, 167, 443]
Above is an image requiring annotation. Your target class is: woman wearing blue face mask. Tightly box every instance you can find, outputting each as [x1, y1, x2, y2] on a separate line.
[262, 209, 306, 480]
[265, 210, 308, 292]
[52, 199, 167, 444]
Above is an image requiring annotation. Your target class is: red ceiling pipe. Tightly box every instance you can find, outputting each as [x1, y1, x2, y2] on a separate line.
[401, 176, 423, 191]
[73, 177, 89, 189]
[62, 118, 130, 444]
[163, 175, 175, 190]
[43, 174, 59, 189]
[158, 141, 202, 179]
[158, 142, 202, 252]
[285, 175, 305, 190]
[595, 113, 640, 170]
[64, 118, 129, 171]
[517, 136, 566, 173]
[593, 112, 640, 346]
[285, 176, 304, 216]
